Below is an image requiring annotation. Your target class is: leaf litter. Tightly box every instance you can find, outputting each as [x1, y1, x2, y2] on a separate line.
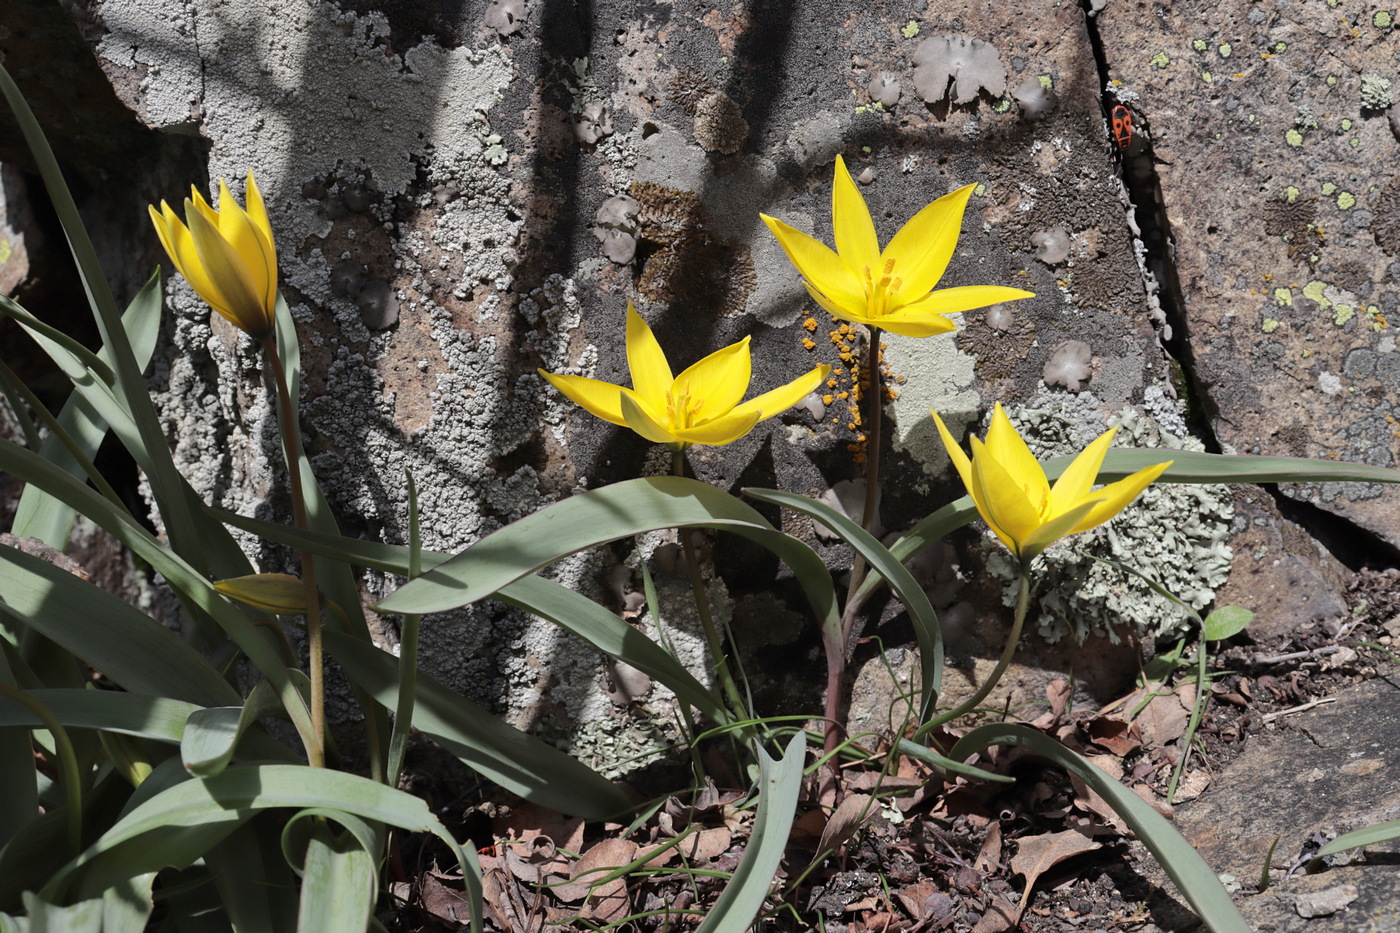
[385, 568, 1400, 932]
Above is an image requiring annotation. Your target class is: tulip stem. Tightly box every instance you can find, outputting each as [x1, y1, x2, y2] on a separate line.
[929, 568, 1031, 727]
[822, 326, 886, 784]
[673, 449, 752, 729]
[262, 335, 326, 769]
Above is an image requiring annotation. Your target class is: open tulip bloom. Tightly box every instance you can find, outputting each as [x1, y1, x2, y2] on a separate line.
[932, 404, 1173, 565]
[149, 171, 280, 338]
[539, 304, 831, 450]
[760, 156, 1034, 337]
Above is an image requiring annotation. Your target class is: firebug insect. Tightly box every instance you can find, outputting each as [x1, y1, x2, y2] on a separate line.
[1110, 104, 1134, 151]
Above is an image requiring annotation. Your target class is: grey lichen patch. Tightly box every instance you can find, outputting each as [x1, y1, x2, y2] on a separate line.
[867, 72, 903, 108]
[883, 331, 978, 477]
[1043, 340, 1093, 391]
[1031, 227, 1071, 265]
[955, 304, 1037, 381]
[483, 0, 527, 36]
[593, 193, 641, 264]
[911, 35, 1007, 105]
[1010, 75, 1057, 120]
[982, 390, 1233, 644]
[1360, 73, 1394, 111]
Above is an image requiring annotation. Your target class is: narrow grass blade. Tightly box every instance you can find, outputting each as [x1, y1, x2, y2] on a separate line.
[949, 723, 1249, 933]
[694, 732, 806, 933]
[1317, 819, 1400, 857]
[744, 488, 943, 719]
[894, 738, 1012, 783]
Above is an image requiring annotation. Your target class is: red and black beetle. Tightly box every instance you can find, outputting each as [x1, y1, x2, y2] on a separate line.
[1109, 104, 1134, 151]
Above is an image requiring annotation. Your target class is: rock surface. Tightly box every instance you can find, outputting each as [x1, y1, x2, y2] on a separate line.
[1, 0, 1392, 747]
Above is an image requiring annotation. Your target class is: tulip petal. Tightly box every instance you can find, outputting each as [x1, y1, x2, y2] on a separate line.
[870, 310, 958, 338]
[625, 305, 675, 405]
[1066, 460, 1173, 536]
[832, 155, 880, 275]
[149, 203, 192, 283]
[890, 284, 1037, 320]
[673, 337, 752, 417]
[982, 404, 1049, 512]
[801, 281, 872, 327]
[730, 364, 831, 423]
[537, 370, 628, 426]
[760, 214, 869, 313]
[243, 171, 277, 259]
[931, 410, 975, 492]
[620, 392, 682, 445]
[185, 202, 269, 334]
[1049, 427, 1116, 515]
[673, 409, 762, 446]
[1018, 498, 1102, 561]
[970, 438, 1043, 554]
[882, 184, 975, 297]
[215, 179, 278, 321]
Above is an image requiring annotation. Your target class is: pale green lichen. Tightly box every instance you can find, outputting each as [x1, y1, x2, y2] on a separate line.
[1338, 191, 1356, 209]
[1202, 71, 1214, 83]
[1276, 42, 1289, 53]
[1262, 318, 1281, 333]
[1150, 51, 1171, 68]
[1327, 74, 1338, 86]
[983, 391, 1234, 645]
[901, 20, 920, 38]
[1285, 185, 1301, 202]
[1376, 10, 1394, 28]
[1322, 181, 1337, 196]
[1274, 287, 1293, 306]
[1360, 73, 1394, 109]
[1285, 129, 1304, 147]
[1192, 39, 1208, 52]
[1303, 280, 1331, 307]
[992, 97, 1012, 113]
[1039, 75, 1055, 89]
[1335, 305, 1356, 325]
[1219, 43, 1232, 57]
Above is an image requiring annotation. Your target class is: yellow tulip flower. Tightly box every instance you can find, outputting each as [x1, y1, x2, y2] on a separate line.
[539, 303, 831, 449]
[760, 156, 1034, 337]
[932, 404, 1172, 563]
[149, 172, 279, 338]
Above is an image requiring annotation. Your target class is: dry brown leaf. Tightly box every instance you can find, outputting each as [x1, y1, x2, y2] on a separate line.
[582, 875, 631, 924]
[492, 802, 586, 853]
[1172, 769, 1212, 802]
[817, 793, 873, 857]
[970, 896, 1019, 933]
[552, 838, 639, 903]
[1138, 688, 1191, 747]
[1086, 716, 1143, 756]
[1046, 679, 1072, 717]
[894, 880, 944, 921]
[974, 820, 1002, 874]
[1010, 829, 1103, 925]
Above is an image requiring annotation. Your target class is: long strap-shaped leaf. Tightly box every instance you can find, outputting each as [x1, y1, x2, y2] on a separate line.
[211, 508, 735, 726]
[743, 488, 943, 721]
[0, 64, 239, 578]
[949, 724, 1249, 933]
[40, 763, 482, 932]
[694, 732, 806, 933]
[9, 277, 161, 547]
[375, 477, 839, 634]
[0, 438, 315, 745]
[324, 629, 632, 820]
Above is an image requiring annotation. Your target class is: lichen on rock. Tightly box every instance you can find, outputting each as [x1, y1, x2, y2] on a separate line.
[981, 389, 1233, 645]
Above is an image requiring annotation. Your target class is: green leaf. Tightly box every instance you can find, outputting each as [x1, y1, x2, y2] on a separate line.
[949, 723, 1249, 933]
[1317, 818, 1400, 857]
[0, 439, 315, 749]
[694, 733, 806, 933]
[216, 497, 768, 726]
[374, 478, 839, 641]
[11, 276, 163, 548]
[894, 738, 1012, 783]
[1203, 606, 1254, 642]
[294, 822, 376, 933]
[743, 488, 943, 720]
[0, 545, 240, 708]
[43, 764, 480, 923]
[323, 629, 631, 820]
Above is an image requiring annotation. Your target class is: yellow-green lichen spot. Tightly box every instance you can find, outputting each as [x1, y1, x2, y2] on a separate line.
[901, 20, 920, 38]
[1150, 51, 1171, 68]
[1285, 128, 1304, 147]
[1274, 287, 1293, 306]
[1193, 38, 1208, 52]
[1262, 318, 1281, 333]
